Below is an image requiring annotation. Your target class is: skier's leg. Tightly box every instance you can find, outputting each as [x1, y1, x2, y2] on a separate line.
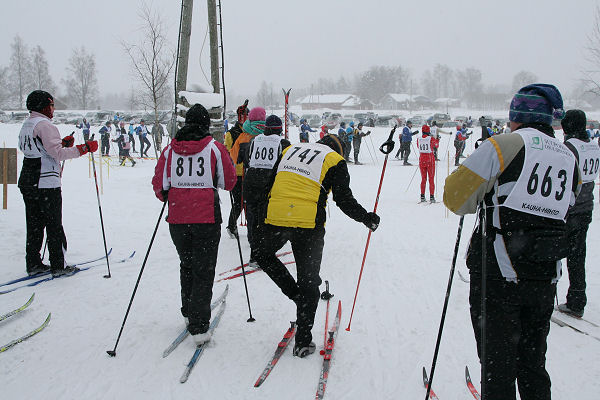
[253, 224, 298, 299]
[419, 164, 427, 196]
[428, 163, 435, 196]
[516, 281, 554, 400]
[290, 227, 324, 347]
[565, 213, 591, 312]
[42, 188, 67, 271]
[469, 278, 519, 400]
[20, 187, 45, 271]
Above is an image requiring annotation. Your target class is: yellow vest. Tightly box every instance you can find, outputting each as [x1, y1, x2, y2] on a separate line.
[265, 143, 344, 228]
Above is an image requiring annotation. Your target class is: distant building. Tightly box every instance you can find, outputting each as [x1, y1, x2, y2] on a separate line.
[433, 98, 461, 108]
[298, 94, 357, 110]
[379, 93, 432, 110]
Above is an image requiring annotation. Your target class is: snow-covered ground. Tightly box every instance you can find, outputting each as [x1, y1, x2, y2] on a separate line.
[1, 121, 599, 399]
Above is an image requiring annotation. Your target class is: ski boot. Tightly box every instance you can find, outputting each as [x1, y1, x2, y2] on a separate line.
[293, 342, 316, 358]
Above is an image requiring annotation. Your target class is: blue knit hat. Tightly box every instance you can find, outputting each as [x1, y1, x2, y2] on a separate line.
[509, 83, 564, 126]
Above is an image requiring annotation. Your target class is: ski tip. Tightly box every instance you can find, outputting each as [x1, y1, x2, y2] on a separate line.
[465, 365, 471, 380]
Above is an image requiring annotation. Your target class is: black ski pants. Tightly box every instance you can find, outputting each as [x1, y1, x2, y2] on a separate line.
[139, 135, 151, 157]
[253, 224, 325, 347]
[469, 276, 555, 400]
[101, 137, 110, 156]
[454, 140, 465, 165]
[169, 223, 221, 335]
[227, 176, 243, 231]
[353, 138, 362, 163]
[20, 187, 67, 273]
[401, 142, 411, 163]
[565, 212, 592, 312]
[129, 133, 137, 152]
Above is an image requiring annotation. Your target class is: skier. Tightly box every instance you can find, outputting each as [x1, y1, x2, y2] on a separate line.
[417, 125, 437, 203]
[151, 120, 164, 153]
[253, 134, 380, 358]
[453, 125, 471, 166]
[18, 90, 98, 277]
[75, 117, 91, 141]
[443, 84, 580, 400]
[113, 121, 136, 166]
[229, 106, 266, 265]
[99, 121, 112, 156]
[151, 103, 237, 345]
[299, 118, 316, 143]
[430, 121, 449, 160]
[557, 109, 600, 318]
[352, 122, 371, 164]
[399, 120, 419, 165]
[136, 119, 152, 158]
[344, 121, 355, 161]
[224, 101, 249, 239]
[128, 121, 138, 153]
[319, 124, 329, 139]
[242, 115, 290, 264]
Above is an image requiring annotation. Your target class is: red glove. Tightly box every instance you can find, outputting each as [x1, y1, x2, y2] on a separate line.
[61, 135, 75, 148]
[76, 140, 98, 155]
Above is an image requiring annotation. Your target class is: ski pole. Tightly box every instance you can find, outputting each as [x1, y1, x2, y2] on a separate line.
[425, 216, 464, 400]
[89, 134, 112, 279]
[107, 200, 166, 357]
[480, 202, 488, 397]
[230, 192, 255, 322]
[368, 134, 379, 165]
[346, 126, 397, 332]
[405, 164, 419, 193]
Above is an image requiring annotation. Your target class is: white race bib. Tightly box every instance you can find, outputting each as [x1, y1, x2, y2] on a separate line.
[169, 145, 214, 189]
[277, 143, 333, 183]
[503, 128, 575, 220]
[249, 134, 282, 169]
[418, 136, 432, 153]
[567, 138, 600, 183]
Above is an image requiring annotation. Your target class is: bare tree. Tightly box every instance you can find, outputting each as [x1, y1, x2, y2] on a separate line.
[0, 67, 9, 108]
[9, 35, 32, 108]
[584, 5, 600, 96]
[511, 70, 538, 93]
[63, 46, 98, 109]
[31, 45, 56, 93]
[122, 2, 175, 124]
[255, 81, 271, 107]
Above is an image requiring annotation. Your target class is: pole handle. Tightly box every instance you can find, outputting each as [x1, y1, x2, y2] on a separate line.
[379, 125, 397, 154]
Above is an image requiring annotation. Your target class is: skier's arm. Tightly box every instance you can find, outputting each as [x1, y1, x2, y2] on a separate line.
[326, 160, 369, 223]
[412, 130, 419, 136]
[443, 134, 524, 215]
[35, 120, 81, 162]
[152, 147, 170, 201]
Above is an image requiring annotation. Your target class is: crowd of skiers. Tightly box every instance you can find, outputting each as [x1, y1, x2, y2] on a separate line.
[15, 83, 600, 400]
[152, 101, 379, 357]
[76, 117, 166, 165]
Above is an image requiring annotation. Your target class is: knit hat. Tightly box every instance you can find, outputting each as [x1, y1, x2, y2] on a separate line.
[26, 90, 54, 112]
[317, 134, 345, 156]
[349, 121, 355, 127]
[185, 103, 211, 130]
[265, 114, 282, 135]
[422, 124, 430, 134]
[561, 109, 587, 140]
[248, 107, 266, 122]
[509, 83, 564, 126]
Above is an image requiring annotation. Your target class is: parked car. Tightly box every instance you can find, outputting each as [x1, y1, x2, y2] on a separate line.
[426, 113, 451, 125]
[300, 113, 321, 128]
[454, 115, 467, 123]
[0, 110, 9, 123]
[374, 115, 396, 127]
[408, 115, 424, 126]
[11, 112, 29, 123]
[443, 120, 460, 128]
[587, 119, 600, 130]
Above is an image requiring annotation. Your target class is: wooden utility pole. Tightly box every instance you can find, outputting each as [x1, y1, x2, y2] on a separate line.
[175, 0, 194, 100]
[207, 0, 220, 94]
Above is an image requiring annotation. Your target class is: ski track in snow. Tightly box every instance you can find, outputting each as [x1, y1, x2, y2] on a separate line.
[1, 121, 600, 399]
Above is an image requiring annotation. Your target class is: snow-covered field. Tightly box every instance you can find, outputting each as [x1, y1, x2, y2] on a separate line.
[1, 121, 599, 399]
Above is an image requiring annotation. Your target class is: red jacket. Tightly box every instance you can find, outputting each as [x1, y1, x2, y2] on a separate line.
[152, 135, 237, 224]
[418, 134, 436, 167]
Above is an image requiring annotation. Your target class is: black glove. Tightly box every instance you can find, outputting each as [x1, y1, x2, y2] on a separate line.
[161, 190, 169, 202]
[363, 212, 380, 232]
[366, 131, 371, 135]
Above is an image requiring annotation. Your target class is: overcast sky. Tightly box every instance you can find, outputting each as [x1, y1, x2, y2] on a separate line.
[0, 0, 597, 100]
